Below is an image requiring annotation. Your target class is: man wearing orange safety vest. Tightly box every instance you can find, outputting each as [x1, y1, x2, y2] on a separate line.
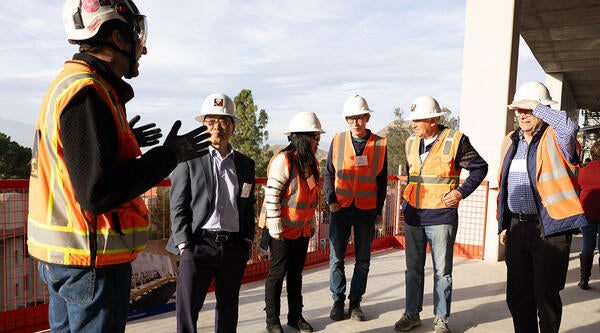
[28, 1, 210, 332]
[394, 96, 487, 333]
[324, 95, 387, 322]
[497, 81, 588, 333]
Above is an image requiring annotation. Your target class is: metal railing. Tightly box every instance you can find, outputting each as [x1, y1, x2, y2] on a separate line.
[0, 177, 489, 333]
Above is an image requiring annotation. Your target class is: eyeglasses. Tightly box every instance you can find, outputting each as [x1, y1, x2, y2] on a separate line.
[346, 116, 367, 124]
[204, 118, 231, 127]
[312, 133, 321, 140]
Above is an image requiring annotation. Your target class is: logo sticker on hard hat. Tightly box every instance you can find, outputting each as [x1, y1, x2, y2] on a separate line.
[214, 98, 224, 107]
[410, 104, 416, 112]
[82, 0, 100, 13]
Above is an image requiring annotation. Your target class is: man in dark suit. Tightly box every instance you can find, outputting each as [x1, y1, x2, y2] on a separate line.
[167, 92, 256, 333]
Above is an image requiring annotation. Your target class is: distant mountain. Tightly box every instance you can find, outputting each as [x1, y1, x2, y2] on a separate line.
[376, 119, 411, 137]
[0, 117, 34, 148]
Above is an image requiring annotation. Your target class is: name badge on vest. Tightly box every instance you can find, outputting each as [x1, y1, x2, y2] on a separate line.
[241, 183, 252, 198]
[355, 155, 369, 167]
[306, 176, 317, 190]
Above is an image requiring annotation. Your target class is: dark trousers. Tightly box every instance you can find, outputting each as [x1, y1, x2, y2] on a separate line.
[505, 217, 572, 333]
[176, 238, 249, 333]
[264, 236, 310, 321]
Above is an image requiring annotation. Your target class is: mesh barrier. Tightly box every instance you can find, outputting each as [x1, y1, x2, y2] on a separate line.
[0, 177, 488, 332]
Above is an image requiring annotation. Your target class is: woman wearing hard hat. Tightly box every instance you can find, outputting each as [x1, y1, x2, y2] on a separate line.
[263, 112, 325, 333]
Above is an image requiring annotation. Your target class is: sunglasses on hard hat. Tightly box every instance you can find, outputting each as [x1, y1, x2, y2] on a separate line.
[113, 0, 148, 48]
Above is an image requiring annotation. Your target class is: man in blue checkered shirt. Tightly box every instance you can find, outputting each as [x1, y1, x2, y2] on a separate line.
[497, 81, 588, 333]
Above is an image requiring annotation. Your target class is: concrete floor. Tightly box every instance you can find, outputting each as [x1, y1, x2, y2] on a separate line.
[124, 235, 600, 333]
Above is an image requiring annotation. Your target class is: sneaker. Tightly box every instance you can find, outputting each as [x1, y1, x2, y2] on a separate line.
[329, 301, 345, 321]
[266, 317, 283, 333]
[287, 315, 313, 332]
[432, 316, 450, 333]
[393, 312, 421, 331]
[349, 301, 365, 321]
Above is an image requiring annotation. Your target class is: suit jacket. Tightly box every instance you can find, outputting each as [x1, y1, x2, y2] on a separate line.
[166, 149, 256, 254]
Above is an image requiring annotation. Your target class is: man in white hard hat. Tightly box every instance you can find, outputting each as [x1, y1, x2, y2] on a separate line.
[497, 81, 587, 332]
[28, 1, 210, 332]
[167, 93, 256, 333]
[394, 96, 487, 333]
[324, 95, 388, 322]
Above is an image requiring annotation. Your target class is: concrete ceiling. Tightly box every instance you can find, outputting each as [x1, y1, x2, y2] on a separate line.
[520, 0, 600, 111]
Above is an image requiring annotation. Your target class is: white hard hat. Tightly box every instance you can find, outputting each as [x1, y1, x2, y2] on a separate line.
[513, 81, 557, 106]
[405, 96, 446, 121]
[283, 112, 326, 136]
[62, 0, 147, 45]
[343, 95, 373, 117]
[195, 93, 241, 124]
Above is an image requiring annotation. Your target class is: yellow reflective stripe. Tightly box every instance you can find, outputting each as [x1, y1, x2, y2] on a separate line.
[408, 175, 459, 185]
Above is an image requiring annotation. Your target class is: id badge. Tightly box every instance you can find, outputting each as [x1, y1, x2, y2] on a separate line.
[355, 155, 369, 167]
[241, 183, 252, 198]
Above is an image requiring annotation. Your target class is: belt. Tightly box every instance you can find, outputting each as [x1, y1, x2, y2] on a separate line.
[200, 229, 241, 243]
[511, 212, 539, 222]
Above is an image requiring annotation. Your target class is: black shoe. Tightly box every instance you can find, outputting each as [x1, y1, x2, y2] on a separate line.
[266, 317, 283, 333]
[329, 301, 345, 321]
[349, 301, 365, 321]
[287, 315, 313, 332]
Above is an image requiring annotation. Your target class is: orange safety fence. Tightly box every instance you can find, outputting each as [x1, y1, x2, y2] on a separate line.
[0, 177, 489, 333]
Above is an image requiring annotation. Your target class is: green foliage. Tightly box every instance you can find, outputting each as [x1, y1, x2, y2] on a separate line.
[385, 108, 412, 176]
[0, 132, 32, 179]
[440, 107, 460, 130]
[230, 89, 273, 177]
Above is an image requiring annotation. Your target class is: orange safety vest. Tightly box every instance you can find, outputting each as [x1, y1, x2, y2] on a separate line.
[404, 128, 462, 209]
[499, 129, 583, 220]
[267, 152, 320, 239]
[331, 131, 386, 210]
[267, 152, 321, 239]
[27, 60, 149, 267]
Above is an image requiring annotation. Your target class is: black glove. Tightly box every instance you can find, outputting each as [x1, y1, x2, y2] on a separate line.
[129, 115, 162, 147]
[163, 120, 211, 163]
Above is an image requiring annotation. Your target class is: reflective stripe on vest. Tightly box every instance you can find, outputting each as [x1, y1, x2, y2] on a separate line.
[28, 61, 148, 267]
[404, 128, 462, 209]
[536, 129, 583, 218]
[332, 131, 386, 209]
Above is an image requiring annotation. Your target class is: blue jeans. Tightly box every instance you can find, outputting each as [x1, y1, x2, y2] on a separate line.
[38, 261, 132, 333]
[404, 223, 457, 318]
[581, 223, 600, 256]
[328, 209, 376, 302]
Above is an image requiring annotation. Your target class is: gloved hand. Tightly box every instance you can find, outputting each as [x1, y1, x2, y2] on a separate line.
[163, 120, 211, 163]
[128, 115, 162, 147]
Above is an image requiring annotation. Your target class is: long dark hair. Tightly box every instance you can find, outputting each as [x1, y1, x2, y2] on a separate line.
[280, 132, 319, 182]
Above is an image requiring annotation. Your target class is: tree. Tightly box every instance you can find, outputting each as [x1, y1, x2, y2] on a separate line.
[0, 132, 32, 179]
[385, 108, 412, 176]
[230, 89, 273, 177]
[440, 107, 460, 130]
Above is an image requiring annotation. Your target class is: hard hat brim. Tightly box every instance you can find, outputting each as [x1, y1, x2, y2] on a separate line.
[405, 111, 447, 121]
[194, 114, 241, 124]
[283, 129, 326, 136]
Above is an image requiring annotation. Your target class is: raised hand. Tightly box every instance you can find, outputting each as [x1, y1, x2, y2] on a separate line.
[128, 115, 162, 147]
[163, 120, 211, 163]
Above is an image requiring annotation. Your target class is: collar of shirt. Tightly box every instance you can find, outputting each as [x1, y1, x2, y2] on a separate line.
[208, 145, 235, 161]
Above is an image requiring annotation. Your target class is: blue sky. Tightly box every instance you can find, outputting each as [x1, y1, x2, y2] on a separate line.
[0, 0, 543, 148]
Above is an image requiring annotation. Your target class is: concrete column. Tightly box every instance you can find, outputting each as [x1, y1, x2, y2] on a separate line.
[459, 0, 521, 261]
